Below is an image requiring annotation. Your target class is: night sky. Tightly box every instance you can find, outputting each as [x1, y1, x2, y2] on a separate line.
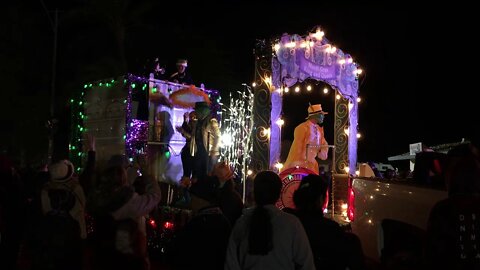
[1, 1, 477, 166]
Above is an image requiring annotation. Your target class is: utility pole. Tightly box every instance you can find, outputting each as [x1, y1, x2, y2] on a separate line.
[41, 0, 59, 163]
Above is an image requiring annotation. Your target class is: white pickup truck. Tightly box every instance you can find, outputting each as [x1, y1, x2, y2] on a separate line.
[349, 176, 447, 263]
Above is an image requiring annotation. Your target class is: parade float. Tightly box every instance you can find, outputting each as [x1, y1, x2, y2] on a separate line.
[69, 74, 221, 187]
[70, 25, 362, 220]
[251, 26, 361, 219]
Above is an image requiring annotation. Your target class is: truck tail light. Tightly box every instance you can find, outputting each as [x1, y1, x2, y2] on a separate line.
[347, 179, 355, 222]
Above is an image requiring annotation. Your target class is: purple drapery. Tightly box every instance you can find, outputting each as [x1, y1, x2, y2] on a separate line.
[271, 33, 359, 172]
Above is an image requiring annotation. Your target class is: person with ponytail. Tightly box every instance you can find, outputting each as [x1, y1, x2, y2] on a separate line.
[225, 170, 315, 270]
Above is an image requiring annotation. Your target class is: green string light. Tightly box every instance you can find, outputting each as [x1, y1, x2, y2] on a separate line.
[131, 83, 136, 88]
[99, 82, 103, 86]
[152, 87, 157, 93]
[70, 99, 74, 103]
[165, 151, 171, 158]
[84, 84, 87, 88]
[111, 79, 115, 83]
[89, 83, 93, 87]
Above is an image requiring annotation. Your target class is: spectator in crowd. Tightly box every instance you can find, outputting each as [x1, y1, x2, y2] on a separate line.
[225, 170, 315, 270]
[168, 176, 231, 270]
[425, 143, 480, 269]
[292, 174, 366, 270]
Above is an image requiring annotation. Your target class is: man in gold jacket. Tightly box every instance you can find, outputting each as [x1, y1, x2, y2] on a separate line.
[282, 104, 329, 175]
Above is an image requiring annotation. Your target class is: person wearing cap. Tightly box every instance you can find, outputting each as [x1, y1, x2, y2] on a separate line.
[282, 103, 329, 175]
[190, 101, 220, 182]
[41, 159, 87, 239]
[169, 59, 193, 85]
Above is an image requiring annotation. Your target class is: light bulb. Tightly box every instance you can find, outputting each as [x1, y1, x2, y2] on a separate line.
[295, 86, 300, 92]
[276, 118, 284, 126]
[307, 85, 312, 91]
[323, 88, 329, 94]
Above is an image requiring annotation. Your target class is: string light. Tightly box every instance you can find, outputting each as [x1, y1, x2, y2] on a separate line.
[274, 44, 280, 51]
[307, 85, 312, 91]
[274, 162, 284, 170]
[357, 97, 362, 103]
[294, 86, 300, 93]
[252, 82, 256, 87]
[284, 87, 289, 93]
[276, 118, 284, 126]
[323, 88, 329, 94]
[357, 133, 362, 139]
[336, 94, 341, 99]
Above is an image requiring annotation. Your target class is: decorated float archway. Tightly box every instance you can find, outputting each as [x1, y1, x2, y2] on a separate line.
[251, 27, 362, 175]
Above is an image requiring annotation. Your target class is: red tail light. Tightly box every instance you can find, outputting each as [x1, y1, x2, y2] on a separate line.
[149, 218, 157, 229]
[163, 221, 174, 230]
[347, 179, 355, 221]
[322, 189, 329, 211]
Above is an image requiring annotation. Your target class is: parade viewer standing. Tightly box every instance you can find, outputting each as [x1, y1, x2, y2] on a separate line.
[169, 59, 193, 85]
[282, 103, 329, 174]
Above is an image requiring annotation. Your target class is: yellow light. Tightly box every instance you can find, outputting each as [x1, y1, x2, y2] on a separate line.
[348, 103, 354, 110]
[294, 86, 300, 92]
[331, 46, 337, 53]
[357, 133, 362, 139]
[344, 127, 349, 135]
[299, 42, 307, 48]
[356, 69, 363, 75]
[370, 195, 374, 199]
[284, 87, 289, 93]
[307, 85, 312, 91]
[261, 127, 271, 138]
[325, 47, 331, 53]
[336, 94, 341, 100]
[276, 118, 284, 126]
[355, 170, 360, 176]
[338, 59, 346, 65]
[341, 203, 348, 210]
[368, 219, 372, 224]
[274, 43, 280, 51]
[357, 97, 362, 103]
[252, 82, 256, 87]
[247, 170, 253, 176]
[348, 58, 354, 64]
[264, 76, 271, 85]
[323, 88, 329, 94]
[274, 162, 284, 170]
[344, 166, 350, 173]
[309, 41, 315, 47]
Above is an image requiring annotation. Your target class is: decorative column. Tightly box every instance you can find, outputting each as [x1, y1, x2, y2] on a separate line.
[333, 89, 350, 174]
[251, 39, 273, 172]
